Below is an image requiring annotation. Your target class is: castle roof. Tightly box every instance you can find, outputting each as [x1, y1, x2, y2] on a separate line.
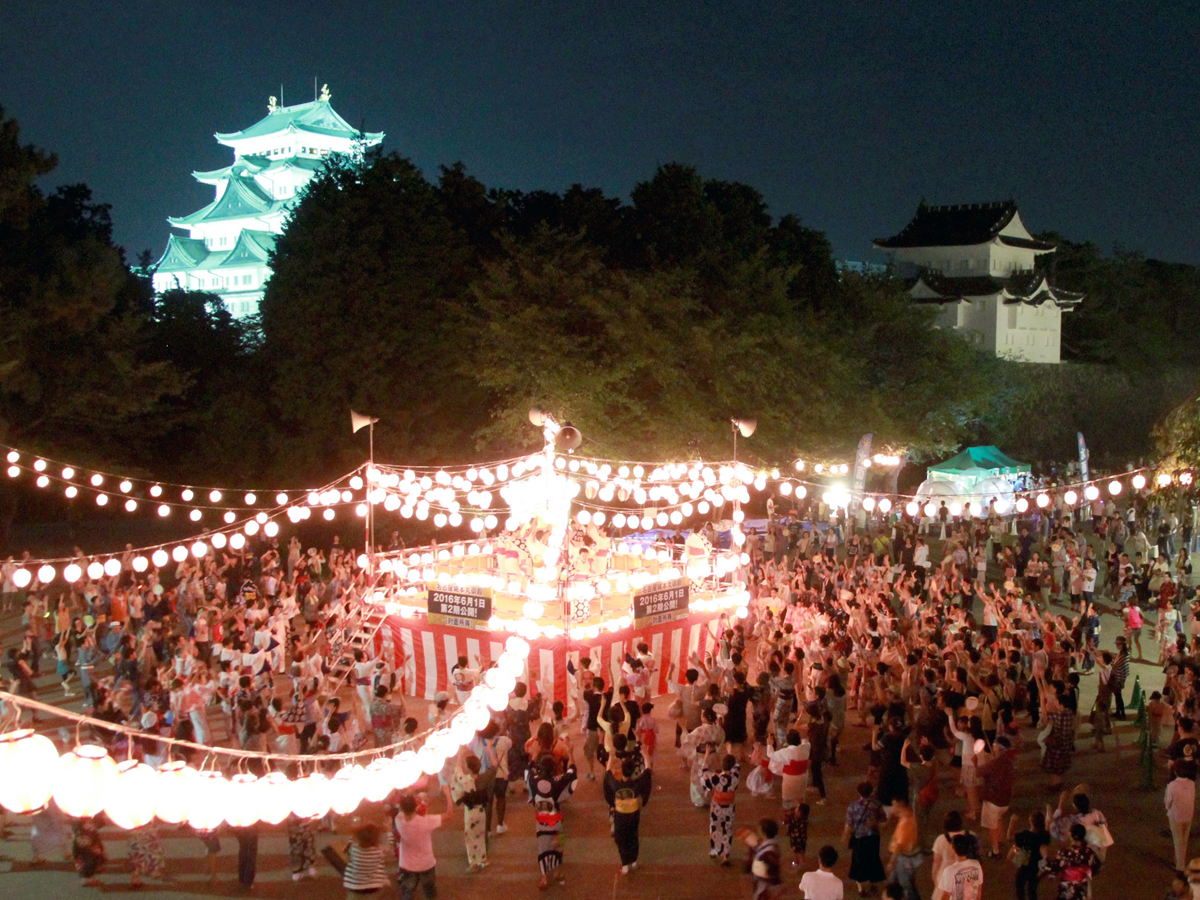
[212, 230, 276, 268]
[875, 201, 1055, 251]
[192, 154, 327, 185]
[168, 175, 283, 227]
[154, 234, 211, 272]
[910, 271, 1084, 309]
[215, 98, 383, 147]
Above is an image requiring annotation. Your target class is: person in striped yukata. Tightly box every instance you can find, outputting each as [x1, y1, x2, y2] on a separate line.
[526, 756, 578, 889]
[700, 751, 741, 864]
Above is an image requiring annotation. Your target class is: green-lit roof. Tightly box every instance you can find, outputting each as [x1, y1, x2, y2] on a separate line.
[193, 156, 269, 183]
[214, 230, 276, 268]
[928, 445, 1029, 475]
[215, 99, 384, 146]
[168, 176, 280, 227]
[193, 154, 326, 185]
[154, 234, 210, 272]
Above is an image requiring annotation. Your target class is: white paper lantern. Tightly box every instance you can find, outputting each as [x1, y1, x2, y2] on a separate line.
[53, 744, 117, 818]
[291, 772, 333, 820]
[362, 759, 396, 803]
[154, 761, 200, 824]
[258, 771, 293, 825]
[330, 765, 368, 816]
[416, 745, 443, 776]
[389, 751, 418, 791]
[11, 568, 31, 589]
[186, 771, 229, 831]
[104, 761, 158, 830]
[151, 548, 169, 568]
[103, 558, 121, 577]
[225, 774, 263, 827]
[0, 729, 58, 813]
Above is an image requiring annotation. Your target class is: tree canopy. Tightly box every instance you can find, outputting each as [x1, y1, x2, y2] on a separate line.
[0, 106, 183, 468]
[4, 99, 1199, 499]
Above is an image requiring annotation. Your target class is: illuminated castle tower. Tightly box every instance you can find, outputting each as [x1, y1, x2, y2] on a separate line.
[151, 86, 383, 317]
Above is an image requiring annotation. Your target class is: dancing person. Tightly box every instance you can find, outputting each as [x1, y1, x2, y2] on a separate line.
[604, 756, 652, 875]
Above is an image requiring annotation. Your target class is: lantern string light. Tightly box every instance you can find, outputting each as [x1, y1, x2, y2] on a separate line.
[0, 690, 437, 764]
[0, 443, 536, 497]
[0, 638, 531, 769]
[0, 441, 1174, 567]
[0, 442, 1175, 512]
[3, 471, 351, 567]
[6, 459, 366, 513]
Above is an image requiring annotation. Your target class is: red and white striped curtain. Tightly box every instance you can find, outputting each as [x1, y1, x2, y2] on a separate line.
[374, 611, 723, 705]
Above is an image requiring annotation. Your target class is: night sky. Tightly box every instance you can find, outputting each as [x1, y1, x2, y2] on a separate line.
[3, 2, 1198, 265]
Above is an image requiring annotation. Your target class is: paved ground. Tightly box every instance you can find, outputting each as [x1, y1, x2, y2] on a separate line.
[0, 583, 1187, 899]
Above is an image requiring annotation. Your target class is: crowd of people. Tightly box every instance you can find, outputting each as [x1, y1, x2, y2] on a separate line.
[0, 490, 1198, 899]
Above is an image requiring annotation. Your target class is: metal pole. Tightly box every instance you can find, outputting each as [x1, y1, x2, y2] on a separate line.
[368, 422, 375, 557]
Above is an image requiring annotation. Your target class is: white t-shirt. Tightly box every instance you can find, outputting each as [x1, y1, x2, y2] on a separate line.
[937, 858, 983, 900]
[799, 868, 844, 899]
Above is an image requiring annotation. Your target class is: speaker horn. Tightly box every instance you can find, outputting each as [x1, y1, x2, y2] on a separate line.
[351, 410, 379, 433]
[731, 418, 757, 438]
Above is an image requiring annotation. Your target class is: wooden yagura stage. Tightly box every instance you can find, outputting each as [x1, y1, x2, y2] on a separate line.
[373, 610, 725, 705]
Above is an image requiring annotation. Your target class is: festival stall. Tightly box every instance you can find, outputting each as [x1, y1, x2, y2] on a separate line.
[913, 445, 1032, 514]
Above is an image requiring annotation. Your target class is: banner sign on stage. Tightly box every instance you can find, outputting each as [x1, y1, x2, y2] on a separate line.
[633, 578, 689, 628]
[426, 585, 492, 629]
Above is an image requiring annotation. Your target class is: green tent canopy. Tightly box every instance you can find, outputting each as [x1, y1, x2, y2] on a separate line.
[927, 445, 1030, 478]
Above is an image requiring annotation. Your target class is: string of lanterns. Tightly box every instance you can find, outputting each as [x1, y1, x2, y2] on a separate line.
[4, 465, 374, 571]
[0, 635, 532, 823]
[1, 442, 529, 496]
[790, 466, 1159, 516]
[4, 449, 368, 518]
[7, 437, 1184, 577]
